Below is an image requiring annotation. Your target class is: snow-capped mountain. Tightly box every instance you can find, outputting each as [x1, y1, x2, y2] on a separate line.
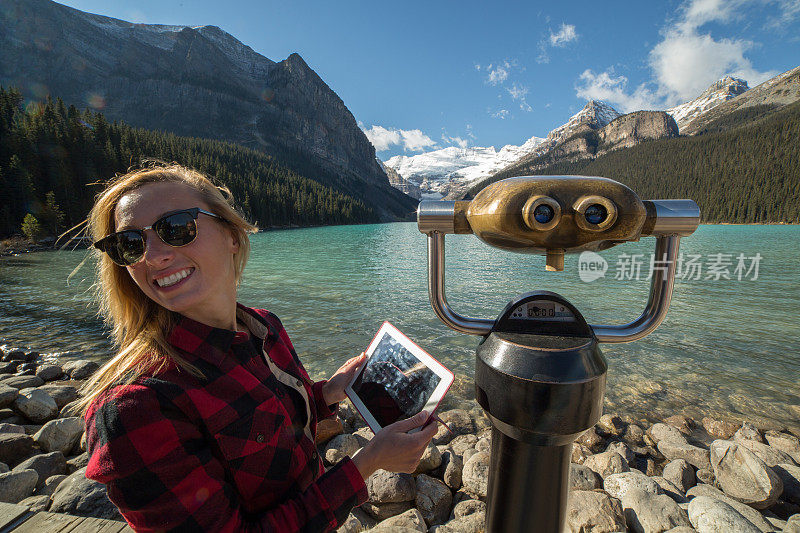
[667, 77, 749, 131]
[383, 100, 618, 199]
[384, 136, 546, 199]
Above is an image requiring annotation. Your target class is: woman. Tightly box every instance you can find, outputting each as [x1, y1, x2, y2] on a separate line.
[80, 164, 438, 532]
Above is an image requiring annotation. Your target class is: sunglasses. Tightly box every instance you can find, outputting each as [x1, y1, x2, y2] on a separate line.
[94, 208, 225, 266]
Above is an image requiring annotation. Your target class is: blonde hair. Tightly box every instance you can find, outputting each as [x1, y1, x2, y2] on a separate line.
[77, 164, 257, 414]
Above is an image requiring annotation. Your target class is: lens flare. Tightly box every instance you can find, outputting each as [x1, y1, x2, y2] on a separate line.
[260, 88, 275, 102]
[86, 93, 106, 110]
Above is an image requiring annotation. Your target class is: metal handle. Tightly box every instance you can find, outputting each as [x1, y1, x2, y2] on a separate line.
[590, 235, 680, 343]
[425, 232, 683, 341]
[427, 232, 494, 335]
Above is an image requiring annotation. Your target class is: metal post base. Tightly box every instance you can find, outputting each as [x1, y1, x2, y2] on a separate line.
[485, 427, 572, 533]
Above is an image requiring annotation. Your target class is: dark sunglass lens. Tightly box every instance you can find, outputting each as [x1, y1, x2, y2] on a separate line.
[116, 231, 145, 265]
[156, 212, 197, 246]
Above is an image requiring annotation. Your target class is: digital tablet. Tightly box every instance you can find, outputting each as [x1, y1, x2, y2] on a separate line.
[345, 321, 454, 434]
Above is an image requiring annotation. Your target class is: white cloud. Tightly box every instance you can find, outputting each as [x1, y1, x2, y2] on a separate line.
[442, 135, 469, 149]
[575, 69, 660, 112]
[549, 23, 578, 46]
[362, 125, 436, 152]
[507, 84, 533, 112]
[575, 0, 779, 109]
[492, 109, 510, 119]
[507, 84, 529, 100]
[650, 29, 776, 100]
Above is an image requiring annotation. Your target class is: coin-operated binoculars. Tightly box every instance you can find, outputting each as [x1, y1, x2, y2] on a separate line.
[417, 176, 700, 533]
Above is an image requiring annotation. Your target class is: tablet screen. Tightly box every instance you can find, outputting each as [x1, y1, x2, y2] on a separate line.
[350, 332, 442, 427]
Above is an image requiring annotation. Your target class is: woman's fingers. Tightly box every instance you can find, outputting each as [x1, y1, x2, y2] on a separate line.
[388, 410, 429, 433]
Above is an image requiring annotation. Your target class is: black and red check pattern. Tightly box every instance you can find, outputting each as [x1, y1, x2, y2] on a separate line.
[84, 304, 368, 532]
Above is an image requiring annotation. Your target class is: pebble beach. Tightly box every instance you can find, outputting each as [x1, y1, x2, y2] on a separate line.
[1, 345, 799, 532]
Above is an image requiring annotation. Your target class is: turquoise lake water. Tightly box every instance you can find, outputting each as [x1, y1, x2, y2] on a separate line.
[1, 223, 799, 431]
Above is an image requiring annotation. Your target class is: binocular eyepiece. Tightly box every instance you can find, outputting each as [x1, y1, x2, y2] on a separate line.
[418, 175, 700, 271]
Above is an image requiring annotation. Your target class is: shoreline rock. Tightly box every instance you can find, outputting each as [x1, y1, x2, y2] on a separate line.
[1, 349, 800, 532]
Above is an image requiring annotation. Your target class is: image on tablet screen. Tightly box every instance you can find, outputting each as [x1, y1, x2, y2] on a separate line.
[351, 333, 442, 427]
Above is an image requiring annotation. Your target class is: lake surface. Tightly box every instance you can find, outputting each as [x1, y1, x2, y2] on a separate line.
[1, 223, 799, 431]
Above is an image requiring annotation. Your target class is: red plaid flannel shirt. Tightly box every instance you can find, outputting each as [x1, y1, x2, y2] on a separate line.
[84, 304, 368, 532]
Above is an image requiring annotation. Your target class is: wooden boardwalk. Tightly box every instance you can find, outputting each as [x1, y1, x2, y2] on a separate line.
[0, 503, 133, 533]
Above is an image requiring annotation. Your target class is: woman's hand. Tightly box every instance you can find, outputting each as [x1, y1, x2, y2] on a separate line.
[321, 352, 366, 406]
[351, 411, 439, 479]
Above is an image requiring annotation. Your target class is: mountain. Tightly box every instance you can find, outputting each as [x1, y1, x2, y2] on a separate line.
[382, 100, 618, 200]
[383, 136, 546, 199]
[0, 0, 416, 221]
[466, 99, 800, 223]
[481, 110, 678, 188]
[681, 65, 800, 135]
[666, 77, 749, 132]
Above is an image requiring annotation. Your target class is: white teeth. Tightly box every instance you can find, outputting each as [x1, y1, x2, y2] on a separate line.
[156, 268, 192, 288]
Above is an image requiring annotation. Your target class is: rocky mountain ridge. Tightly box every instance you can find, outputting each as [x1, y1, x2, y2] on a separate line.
[382, 100, 618, 200]
[681, 65, 800, 135]
[0, 0, 416, 220]
[666, 77, 749, 132]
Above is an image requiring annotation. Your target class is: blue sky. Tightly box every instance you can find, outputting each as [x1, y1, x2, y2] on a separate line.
[58, 0, 799, 159]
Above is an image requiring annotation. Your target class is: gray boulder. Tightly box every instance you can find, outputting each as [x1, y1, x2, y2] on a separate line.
[35, 364, 63, 382]
[584, 450, 630, 478]
[569, 463, 603, 491]
[701, 416, 739, 440]
[371, 508, 426, 531]
[0, 422, 25, 434]
[13, 388, 58, 423]
[0, 433, 37, 467]
[604, 470, 662, 500]
[663, 459, 696, 493]
[452, 499, 485, 519]
[337, 507, 376, 533]
[415, 473, 452, 526]
[461, 451, 489, 498]
[565, 490, 626, 533]
[735, 437, 797, 467]
[11, 451, 66, 487]
[33, 417, 84, 455]
[0, 375, 44, 389]
[649, 423, 687, 444]
[38, 385, 79, 409]
[61, 360, 99, 380]
[448, 434, 478, 456]
[0, 384, 18, 408]
[433, 410, 475, 446]
[367, 469, 416, 503]
[606, 440, 636, 464]
[66, 452, 89, 473]
[413, 442, 442, 474]
[652, 476, 688, 503]
[323, 433, 360, 465]
[0, 469, 38, 503]
[765, 431, 800, 465]
[710, 439, 783, 509]
[785, 514, 800, 533]
[38, 473, 68, 497]
[441, 449, 463, 491]
[622, 486, 691, 533]
[658, 439, 712, 470]
[734, 422, 765, 443]
[49, 467, 122, 520]
[686, 484, 774, 532]
[360, 500, 414, 521]
[18, 494, 50, 511]
[687, 495, 761, 533]
[429, 513, 484, 533]
[774, 463, 800, 505]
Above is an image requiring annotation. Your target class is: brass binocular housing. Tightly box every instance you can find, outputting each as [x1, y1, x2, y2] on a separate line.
[418, 176, 700, 271]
